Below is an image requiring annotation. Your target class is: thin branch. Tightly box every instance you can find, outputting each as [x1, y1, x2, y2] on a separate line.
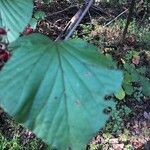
[45, 5, 79, 19]
[121, 0, 136, 43]
[55, 0, 93, 41]
[103, 9, 128, 27]
[65, 0, 94, 40]
[91, 5, 110, 16]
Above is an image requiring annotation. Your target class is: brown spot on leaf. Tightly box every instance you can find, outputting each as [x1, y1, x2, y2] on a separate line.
[75, 100, 81, 107]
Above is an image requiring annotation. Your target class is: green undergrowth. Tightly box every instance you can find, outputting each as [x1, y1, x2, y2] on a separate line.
[75, 15, 150, 150]
[0, 134, 44, 150]
[0, 133, 53, 150]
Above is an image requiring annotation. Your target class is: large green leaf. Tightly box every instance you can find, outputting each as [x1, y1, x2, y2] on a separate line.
[0, 34, 122, 150]
[0, 0, 33, 42]
[124, 63, 150, 96]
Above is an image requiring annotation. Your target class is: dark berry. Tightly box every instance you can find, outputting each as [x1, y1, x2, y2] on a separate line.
[0, 49, 11, 62]
[0, 28, 7, 35]
[23, 27, 34, 35]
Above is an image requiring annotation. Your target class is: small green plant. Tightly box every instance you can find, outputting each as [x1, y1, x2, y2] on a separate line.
[89, 144, 99, 150]
[0, 133, 21, 150]
[105, 106, 132, 134]
[72, 23, 93, 41]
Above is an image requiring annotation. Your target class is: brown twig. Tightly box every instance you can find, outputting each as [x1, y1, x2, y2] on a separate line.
[121, 0, 136, 44]
[90, 5, 110, 16]
[45, 5, 79, 19]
